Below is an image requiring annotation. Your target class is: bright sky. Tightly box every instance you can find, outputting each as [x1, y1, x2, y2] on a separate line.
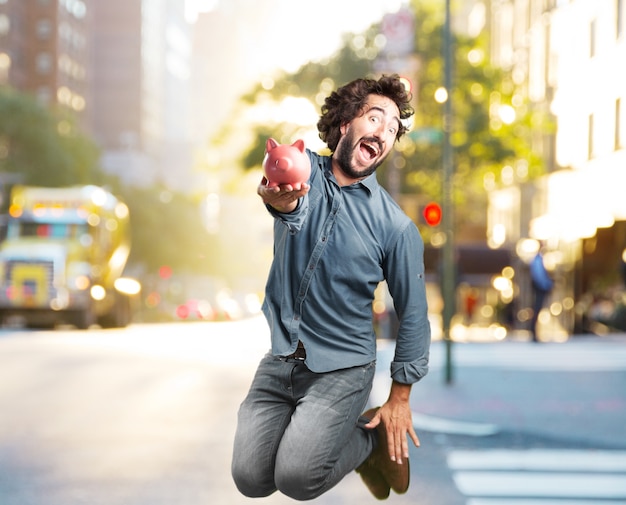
[185, 0, 410, 141]
[186, 0, 407, 74]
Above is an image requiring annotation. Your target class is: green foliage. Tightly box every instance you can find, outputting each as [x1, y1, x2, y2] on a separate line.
[0, 87, 102, 186]
[0, 87, 214, 277]
[237, 25, 382, 171]
[212, 2, 552, 238]
[241, 126, 280, 171]
[404, 0, 550, 232]
[113, 184, 217, 276]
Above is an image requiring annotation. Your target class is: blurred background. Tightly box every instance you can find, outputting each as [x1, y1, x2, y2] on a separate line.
[0, 0, 624, 341]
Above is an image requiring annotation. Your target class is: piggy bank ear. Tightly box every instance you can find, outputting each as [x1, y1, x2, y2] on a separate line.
[266, 138, 279, 152]
[292, 139, 305, 152]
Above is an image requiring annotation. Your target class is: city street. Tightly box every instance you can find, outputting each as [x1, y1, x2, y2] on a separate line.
[0, 317, 625, 505]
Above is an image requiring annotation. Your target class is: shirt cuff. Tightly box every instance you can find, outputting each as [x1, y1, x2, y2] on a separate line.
[266, 196, 309, 234]
[390, 356, 429, 384]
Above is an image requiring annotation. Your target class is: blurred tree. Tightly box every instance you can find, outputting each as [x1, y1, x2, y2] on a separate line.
[0, 87, 216, 279]
[213, 0, 551, 242]
[237, 26, 380, 170]
[404, 0, 551, 237]
[0, 87, 102, 186]
[113, 184, 217, 277]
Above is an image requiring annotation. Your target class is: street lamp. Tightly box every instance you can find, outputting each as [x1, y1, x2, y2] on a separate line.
[442, 0, 455, 385]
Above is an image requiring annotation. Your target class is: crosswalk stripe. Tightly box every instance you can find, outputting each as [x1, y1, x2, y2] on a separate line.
[449, 449, 626, 502]
[467, 500, 621, 505]
[453, 472, 626, 498]
[448, 449, 626, 472]
[412, 412, 499, 437]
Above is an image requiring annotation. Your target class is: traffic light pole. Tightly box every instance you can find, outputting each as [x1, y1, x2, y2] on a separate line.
[442, 0, 455, 385]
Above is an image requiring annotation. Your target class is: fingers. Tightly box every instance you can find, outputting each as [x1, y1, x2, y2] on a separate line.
[386, 421, 405, 464]
[379, 408, 418, 465]
[364, 411, 381, 429]
[408, 425, 421, 448]
[393, 425, 419, 463]
[257, 180, 309, 213]
[257, 181, 309, 198]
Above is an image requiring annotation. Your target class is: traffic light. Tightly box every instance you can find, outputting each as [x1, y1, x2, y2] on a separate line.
[423, 202, 442, 226]
[158, 265, 172, 279]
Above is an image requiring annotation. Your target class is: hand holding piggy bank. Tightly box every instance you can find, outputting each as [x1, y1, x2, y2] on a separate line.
[263, 138, 311, 189]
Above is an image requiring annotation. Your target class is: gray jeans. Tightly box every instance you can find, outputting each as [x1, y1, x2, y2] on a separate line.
[231, 353, 377, 501]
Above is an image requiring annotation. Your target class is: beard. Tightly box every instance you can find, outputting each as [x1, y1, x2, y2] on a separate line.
[334, 127, 387, 180]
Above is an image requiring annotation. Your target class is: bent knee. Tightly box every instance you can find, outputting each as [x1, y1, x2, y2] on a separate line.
[275, 467, 327, 501]
[231, 461, 275, 498]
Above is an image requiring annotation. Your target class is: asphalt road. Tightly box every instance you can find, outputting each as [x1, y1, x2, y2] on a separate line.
[0, 318, 625, 505]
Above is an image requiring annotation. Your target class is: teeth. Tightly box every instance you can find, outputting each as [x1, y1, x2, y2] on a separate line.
[362, 142, 379, 157]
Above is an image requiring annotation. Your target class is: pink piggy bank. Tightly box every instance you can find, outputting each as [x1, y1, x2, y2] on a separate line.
[263, 138, 311, 188]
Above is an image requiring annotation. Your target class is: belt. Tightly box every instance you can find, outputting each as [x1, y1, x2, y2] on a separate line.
[284, 341, 306, 361]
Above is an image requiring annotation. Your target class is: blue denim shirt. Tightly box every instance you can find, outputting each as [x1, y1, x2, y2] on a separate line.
[262, 150, 430, 384]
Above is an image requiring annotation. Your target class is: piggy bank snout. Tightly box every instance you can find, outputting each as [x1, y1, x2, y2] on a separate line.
[274, 156, 293, 171]
[263, 138, 311, 187]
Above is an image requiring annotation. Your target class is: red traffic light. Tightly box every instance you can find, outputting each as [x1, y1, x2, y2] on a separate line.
[423, 202, 442, 226]
[159, 265, 172, 279]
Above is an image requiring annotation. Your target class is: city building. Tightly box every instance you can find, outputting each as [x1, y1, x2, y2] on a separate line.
[0, 0, 195, 191]
[0, 0, 92, 127]
[92, 0, 194, 190]
[487, 0, 626, 335]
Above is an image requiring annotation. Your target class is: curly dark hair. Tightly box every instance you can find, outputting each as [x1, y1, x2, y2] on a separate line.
[317, 74, 414, 153]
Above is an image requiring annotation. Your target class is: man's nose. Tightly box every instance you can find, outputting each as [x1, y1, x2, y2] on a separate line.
[373, 123, 393, 144]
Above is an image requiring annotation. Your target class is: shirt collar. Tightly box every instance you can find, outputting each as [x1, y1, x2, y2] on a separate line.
[359, 172, 379, 196]
[323, 156, 379, 197]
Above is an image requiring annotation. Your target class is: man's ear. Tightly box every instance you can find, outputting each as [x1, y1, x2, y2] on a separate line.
[340, 122, 348, 135]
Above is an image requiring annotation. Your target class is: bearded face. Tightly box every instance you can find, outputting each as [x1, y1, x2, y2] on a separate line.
[335, 127, 385, 180]
[333, 95, 401, 183]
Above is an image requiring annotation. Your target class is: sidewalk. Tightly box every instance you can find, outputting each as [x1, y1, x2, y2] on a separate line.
[372, 337, 626, 448]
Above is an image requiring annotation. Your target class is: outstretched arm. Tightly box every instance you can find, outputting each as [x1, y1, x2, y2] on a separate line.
[257, 176, 309, 214]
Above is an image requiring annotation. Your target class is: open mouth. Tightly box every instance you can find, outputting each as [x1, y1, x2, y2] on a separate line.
[359, 140, 381, 160]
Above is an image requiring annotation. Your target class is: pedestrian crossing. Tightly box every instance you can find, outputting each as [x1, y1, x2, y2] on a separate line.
[447, 449, 626, 504]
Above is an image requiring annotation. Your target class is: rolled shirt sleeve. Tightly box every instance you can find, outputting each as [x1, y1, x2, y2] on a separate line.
[384, 221, 431, 384]
[265, 196, 309, 235]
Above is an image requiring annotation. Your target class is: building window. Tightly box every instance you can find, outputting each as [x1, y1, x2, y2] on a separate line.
[544, 0, 557, 11]
[590, 19, 596, 58]
[617, 98, 623, 150]
[35, 52, 53, 74]
[37, 86, 52, 105]
[36, 19, 53, 40]
[61, 0, 87, 19]
[0, 14, 9, 36]
[588, 113, 594, 159]
[0, 52, 10, 84]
